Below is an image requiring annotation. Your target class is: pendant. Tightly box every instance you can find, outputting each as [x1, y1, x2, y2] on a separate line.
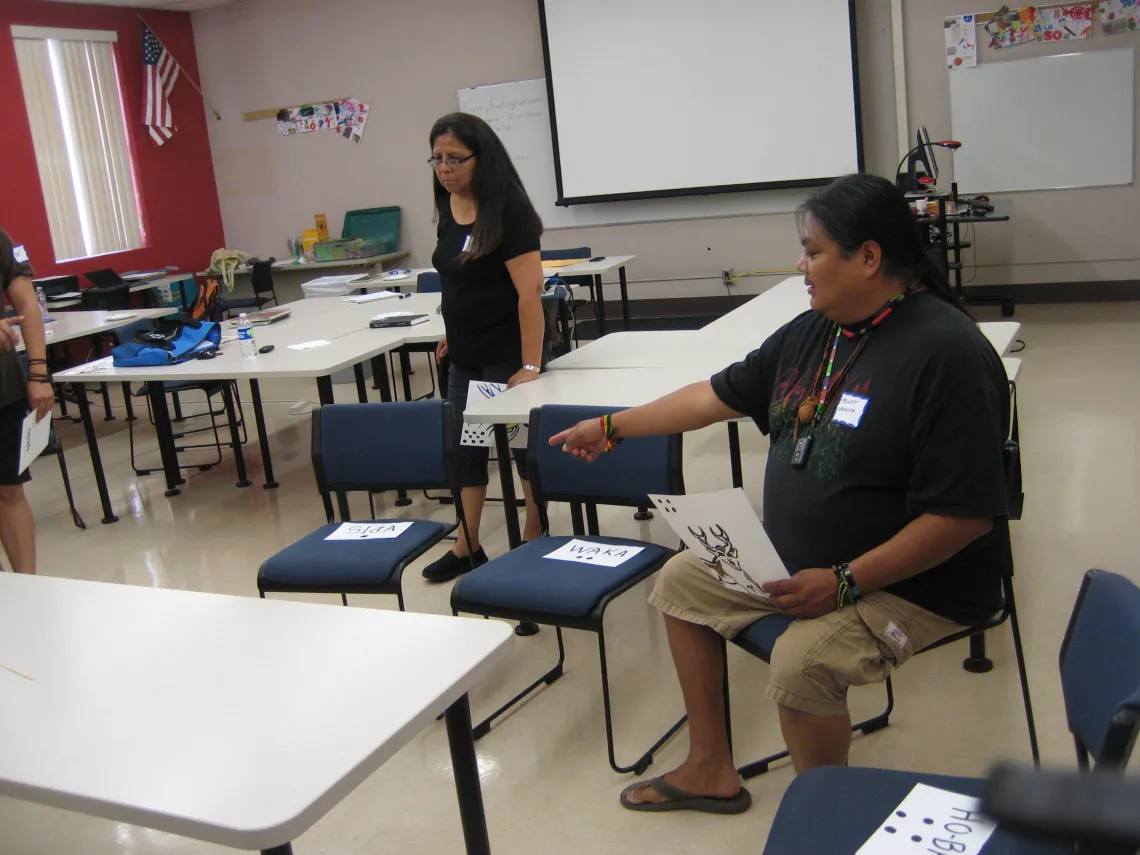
[797, 396, 819, 424]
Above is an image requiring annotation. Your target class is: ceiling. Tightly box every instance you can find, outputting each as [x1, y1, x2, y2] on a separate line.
[40, 0, 242, 11]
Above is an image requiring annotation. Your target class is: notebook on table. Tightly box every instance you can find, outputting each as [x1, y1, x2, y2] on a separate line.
[369, 312, 429, 328]
[226, 308, 292, 327]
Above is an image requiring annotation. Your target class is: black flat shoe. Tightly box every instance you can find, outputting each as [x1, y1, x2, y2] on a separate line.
[422, 548, 487, 583]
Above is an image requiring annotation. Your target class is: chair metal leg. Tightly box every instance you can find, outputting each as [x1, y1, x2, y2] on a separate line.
[471, 626, 566, 740]
[963, 632, 994, 673]
[121, 382, 136, 421]
[721, 637, 733, 754]
[55, 448, 86, 530]
[597, 627, 687, 775]
[261, 845, 292, 855]
[171, 391, 185, 422]
[340, 593, 348, 606]
[1007, 592, 1041, 765]
[737, 676, 894, 779]
[100, 382, 115, 421]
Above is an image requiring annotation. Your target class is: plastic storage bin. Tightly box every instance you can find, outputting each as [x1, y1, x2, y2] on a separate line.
[341, 206, 400, 249]
[312, 237, 389, 262]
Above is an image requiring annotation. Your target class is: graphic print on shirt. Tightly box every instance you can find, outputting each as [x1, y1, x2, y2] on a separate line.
[768, 365, 872, 480]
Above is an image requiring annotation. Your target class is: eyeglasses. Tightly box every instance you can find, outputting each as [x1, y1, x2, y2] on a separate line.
[428, 154, 476, 169]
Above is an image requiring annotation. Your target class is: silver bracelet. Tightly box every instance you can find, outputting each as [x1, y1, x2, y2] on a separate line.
[522, 364, 541, 373]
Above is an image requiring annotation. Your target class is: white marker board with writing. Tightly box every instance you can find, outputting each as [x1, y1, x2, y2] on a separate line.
[456, 78, 807, 229]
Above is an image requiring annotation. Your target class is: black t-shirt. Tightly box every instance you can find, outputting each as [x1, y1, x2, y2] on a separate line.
[711, 291, 1009, 624]
[432, 195, 541, 369]
[0, 229, 32, 409]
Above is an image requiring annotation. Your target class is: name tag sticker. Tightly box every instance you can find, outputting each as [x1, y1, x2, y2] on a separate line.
[12, 245, 28, 264]
[461, 234, 472, 252]
[832, 393, 869, 428]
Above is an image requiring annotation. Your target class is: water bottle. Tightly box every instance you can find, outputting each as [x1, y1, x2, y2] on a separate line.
[35, 285, 48, 320]
[237, 314, 257, 359]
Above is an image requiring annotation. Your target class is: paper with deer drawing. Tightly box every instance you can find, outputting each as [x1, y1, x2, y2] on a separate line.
[648, 489, 789, 599]
[461, 381, 528, 450]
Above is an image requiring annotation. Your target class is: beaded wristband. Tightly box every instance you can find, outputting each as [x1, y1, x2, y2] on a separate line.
[833, 563, 861, 609]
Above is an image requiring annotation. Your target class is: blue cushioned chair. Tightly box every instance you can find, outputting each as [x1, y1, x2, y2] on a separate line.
[727, 440, 1038, 778]
[760, 569, 1140, 855]
[451, 404, 688, 774]
[258, 400, 469, 610]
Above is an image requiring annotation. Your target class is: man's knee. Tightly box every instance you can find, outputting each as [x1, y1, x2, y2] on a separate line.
[767, 615, 867, 715]
[0, 483, 26, 505]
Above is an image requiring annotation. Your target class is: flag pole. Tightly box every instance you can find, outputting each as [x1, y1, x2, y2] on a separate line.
[137, 13, 221, 121]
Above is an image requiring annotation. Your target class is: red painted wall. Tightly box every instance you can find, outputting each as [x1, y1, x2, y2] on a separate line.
[0, 1, 223, 280]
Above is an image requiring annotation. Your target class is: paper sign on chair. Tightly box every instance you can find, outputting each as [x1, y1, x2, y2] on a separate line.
[544, 539, 645, 567]
[324, 522, 414, 541]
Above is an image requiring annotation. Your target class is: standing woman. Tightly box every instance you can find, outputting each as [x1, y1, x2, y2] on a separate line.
[422, 112, 546, 583]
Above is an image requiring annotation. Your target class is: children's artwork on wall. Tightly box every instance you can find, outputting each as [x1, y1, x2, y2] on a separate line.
[274, 99, 371, 142]
[984, 5, 1044, 49]
[945, 14, 978, 70]
[1100, 0, 1140, 35]
[1040, 4, 1094, 40]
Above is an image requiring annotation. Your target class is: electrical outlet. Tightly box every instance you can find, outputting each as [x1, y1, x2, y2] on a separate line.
[722, 268, 733, 287]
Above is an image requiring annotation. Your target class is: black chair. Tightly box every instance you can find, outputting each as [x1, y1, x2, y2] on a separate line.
[81, 268, 126, 290]
[113, 318, 246, 477]
[18, 355, 84, 529]
[257, 400, 471, 610]
[726, 441, 1039, 778]
[385, 270, 441, 404]
[759, 568, 1140, 855]
[451, 404, 689, 774]
[541, 246, 593, 346]
[218, 260, 277, 317]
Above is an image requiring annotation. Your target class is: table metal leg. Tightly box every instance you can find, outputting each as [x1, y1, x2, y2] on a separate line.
[399, 349, 414, 401]
[316, 375, 334, 406]
[249, 380, 277, 489]
[445, 694, 493, 855]
[75, 384, 118, 524]
[494, 424, 521, 549]
[121, 382, 136, 421]
[261, 845, 293, 855]
[101, 381, 115, 421]
[371, 356, 393, 402]
[727, 422, 744, 489]
[618, 265, 630, 331]
[147, 382, 183, 496]
[353, 363, 369, 403]
[221, 383, 251, 488]
[593, 274, 607, 337]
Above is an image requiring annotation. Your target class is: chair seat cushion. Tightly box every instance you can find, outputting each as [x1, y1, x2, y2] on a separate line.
[258, 520, 448, 588]
[732, 613, 796, 662]
[763, 766, 1071, 854]
[218, 296, 263, 308]
[452, 536, 671, 619]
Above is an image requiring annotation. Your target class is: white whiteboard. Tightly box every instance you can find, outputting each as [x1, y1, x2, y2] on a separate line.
[950, 48, 1135, 194]
[457, 78, 810, 230]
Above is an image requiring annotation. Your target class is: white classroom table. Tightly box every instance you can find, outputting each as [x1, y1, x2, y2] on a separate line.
[542, 254, 635, 335]
[25, 307, 178, 349]
[54, 293, 446, 517]
[0, 572, 512, 855]
[46, 273, 187, 309]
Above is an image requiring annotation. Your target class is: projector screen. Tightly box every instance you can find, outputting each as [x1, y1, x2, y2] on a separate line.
[538, 0, 862, 205]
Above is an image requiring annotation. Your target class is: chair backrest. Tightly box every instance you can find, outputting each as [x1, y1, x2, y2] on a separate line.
[82, 268, 124, 289]
[112, 317, 157, 346]
[1059, 569, 1140, 767]
[81, 283, 130, 311]
[417, 270, 441, 293]
[541, 247, 591, 262]
[311, 400, 455, 494]
[189, 275, 220, 321]
[527, 405, 683, 508]
[250, 260, 275, 296]
[34, 275, 79, 298]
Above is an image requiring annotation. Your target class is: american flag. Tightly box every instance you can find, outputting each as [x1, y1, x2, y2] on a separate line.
[142, 23, 179, 146]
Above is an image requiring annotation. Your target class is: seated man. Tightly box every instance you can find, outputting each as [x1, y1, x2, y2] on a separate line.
[551, 174, 1010, 814]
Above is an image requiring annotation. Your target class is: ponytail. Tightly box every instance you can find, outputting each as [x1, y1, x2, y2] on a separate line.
[798, 174, 972, 317]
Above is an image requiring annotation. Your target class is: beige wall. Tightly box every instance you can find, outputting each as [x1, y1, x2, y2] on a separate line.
[192, 0, 1139, 300]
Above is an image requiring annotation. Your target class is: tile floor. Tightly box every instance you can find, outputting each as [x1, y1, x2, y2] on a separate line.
[2, 302, 1138, 854]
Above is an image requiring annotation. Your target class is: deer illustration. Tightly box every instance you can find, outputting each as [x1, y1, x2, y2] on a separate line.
[688, 525, 764, 593]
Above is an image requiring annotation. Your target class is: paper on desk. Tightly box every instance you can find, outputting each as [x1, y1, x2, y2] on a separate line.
[325, 521, 413, 541]
[544, 539, 646, 567]
[288, 340, 330, 351]
[70, 356, 115, 375]
[647, 489, 789, 599]
[18, 410, 50, 474]
[344, 290, 400, 303]
[855, 784, 997, 855]
[460, 381, 528, 450]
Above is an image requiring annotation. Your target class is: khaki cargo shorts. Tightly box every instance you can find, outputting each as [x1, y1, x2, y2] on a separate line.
[648, 550, 966, 716]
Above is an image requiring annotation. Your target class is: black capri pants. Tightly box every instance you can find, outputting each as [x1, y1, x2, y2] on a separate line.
[445, 360, 529, 489]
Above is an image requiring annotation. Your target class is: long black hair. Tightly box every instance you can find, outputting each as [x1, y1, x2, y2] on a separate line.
[798, 173, 969, 315]
[429, 112, 543, 262]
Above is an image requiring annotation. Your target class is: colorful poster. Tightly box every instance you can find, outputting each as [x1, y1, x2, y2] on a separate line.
[944, 14, 978, 70]
[276, 102, 339, 136]
[336, 98, 371, 144]
[1041, 5, 1094, 40]
[984, 5, 1044, 49]
[1100, 0, 1140, 35]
